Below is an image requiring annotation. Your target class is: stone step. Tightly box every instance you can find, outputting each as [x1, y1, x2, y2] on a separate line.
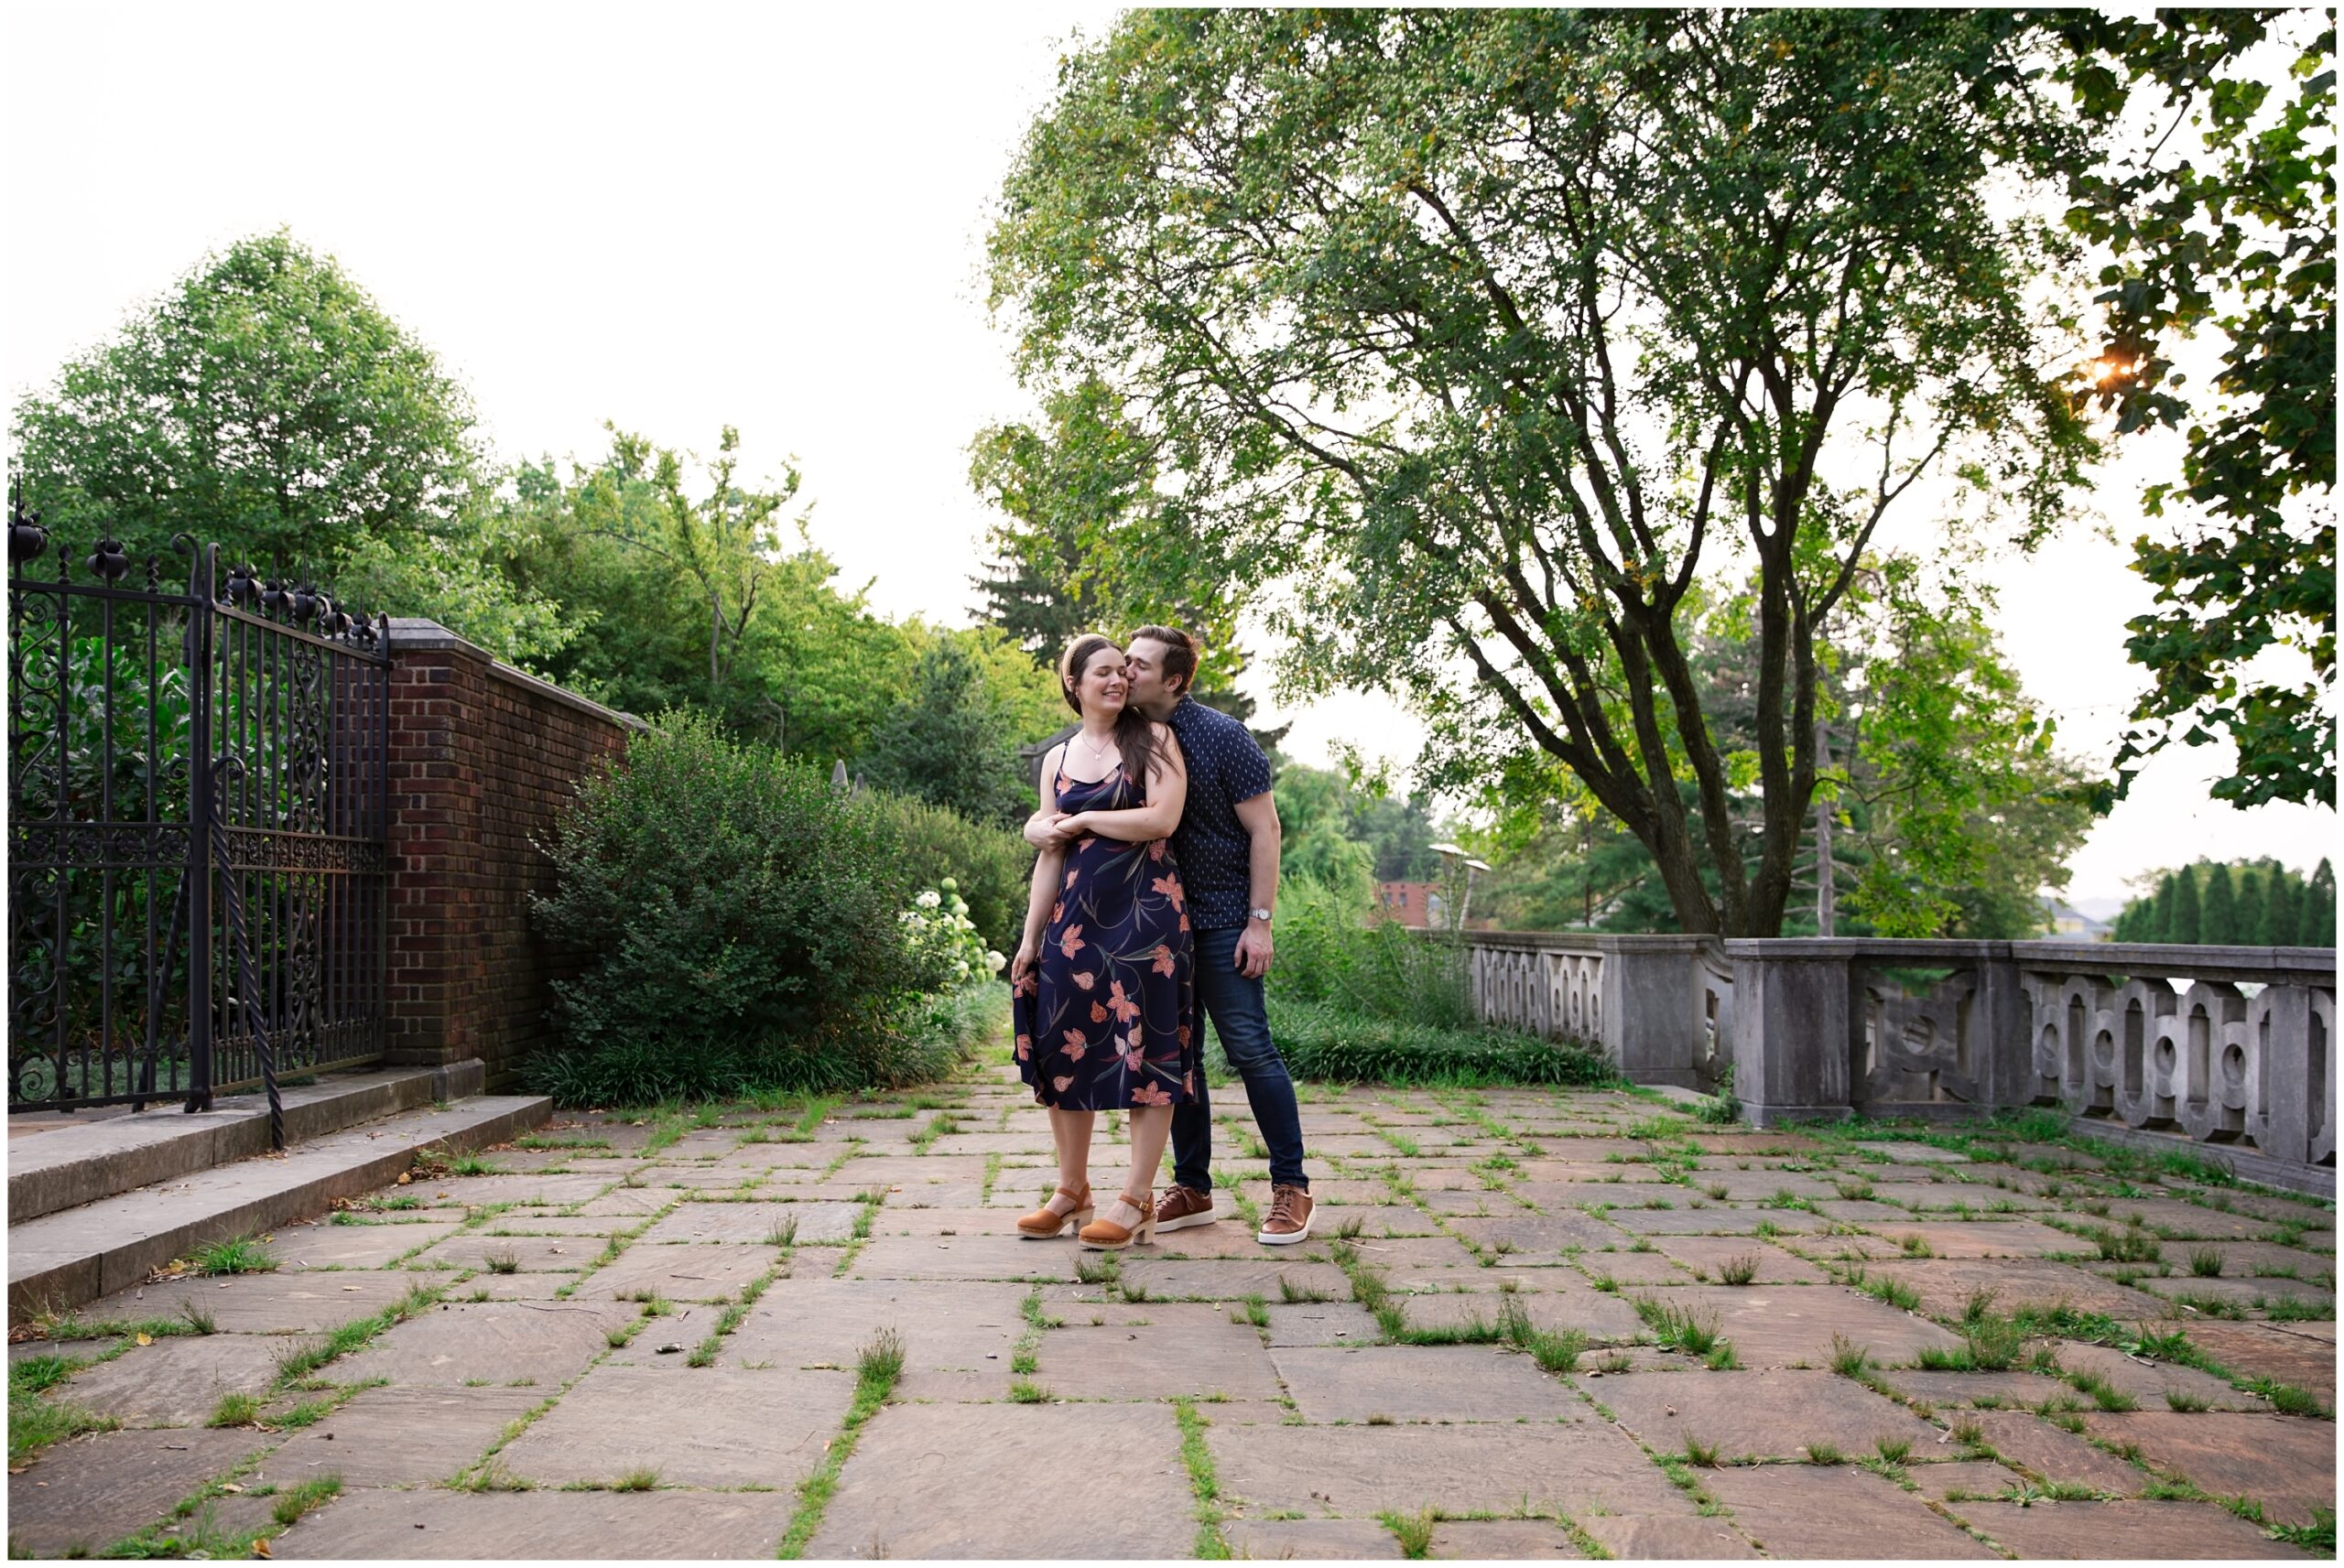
[8, 1063, 486, 1223]
[7, 1093, 549, 1323]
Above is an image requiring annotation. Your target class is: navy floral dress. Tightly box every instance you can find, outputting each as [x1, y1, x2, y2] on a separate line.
[1013, 762, 1197, 1110]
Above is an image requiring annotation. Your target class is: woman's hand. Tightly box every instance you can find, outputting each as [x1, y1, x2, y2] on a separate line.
[1009, 935, 1040, 989]
[1055, 811, 1091, 840]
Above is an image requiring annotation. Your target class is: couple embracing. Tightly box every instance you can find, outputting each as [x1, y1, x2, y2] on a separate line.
[1006, 626, 1313, 1250]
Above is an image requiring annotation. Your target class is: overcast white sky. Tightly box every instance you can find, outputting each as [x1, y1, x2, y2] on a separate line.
[5, 2, 2332, 911]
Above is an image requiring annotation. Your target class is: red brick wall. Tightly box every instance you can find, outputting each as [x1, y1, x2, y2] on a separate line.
[384, 621, 638, 1088]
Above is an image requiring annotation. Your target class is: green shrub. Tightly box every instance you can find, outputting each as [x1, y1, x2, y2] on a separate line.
[525, 711, 952, 1102]
[532, 979, 1005, 1108]
[1259, 997, 1612, 1087]
[867, 790, 1031, 954]
[1269, 875, 1478, 1030]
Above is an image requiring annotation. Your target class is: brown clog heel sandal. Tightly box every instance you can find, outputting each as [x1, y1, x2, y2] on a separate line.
[1016, 1184, 1093, 1238]
[1078, 1188, 1157, 1251]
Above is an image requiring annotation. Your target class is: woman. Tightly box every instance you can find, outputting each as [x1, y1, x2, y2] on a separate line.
[1009, 634, 1196, 1249]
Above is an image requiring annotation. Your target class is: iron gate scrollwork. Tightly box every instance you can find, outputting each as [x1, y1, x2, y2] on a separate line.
[8, 510, 391, 1116]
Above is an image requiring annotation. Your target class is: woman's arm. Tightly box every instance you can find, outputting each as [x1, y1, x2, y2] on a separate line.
[1011, 747, 1071, 986]
[1062, 724, 1188, 842]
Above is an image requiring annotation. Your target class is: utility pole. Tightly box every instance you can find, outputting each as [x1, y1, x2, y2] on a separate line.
[1581, 814, 1592, 927]
[1815, 716, 1836, 937]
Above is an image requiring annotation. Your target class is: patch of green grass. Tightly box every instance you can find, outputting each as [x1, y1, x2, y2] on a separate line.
[1681, 1433, 1720, 1467]
[1633, 1295, 1721, 1357]
[2262, 1294, 2334, 1323]
[8, 1354, 121, 1465]
[1717, 1253, 1761, 1287]
[1854, 1273, 1923, 1313]
[271, 1476, 342, 1527]
[483, 1246, 521, 1275]
[1829, 1335, 1873, 1378]
[1805, 1442, 1845, 1465]
[269, 1281, 445, 1383]
[776, 1326, 906, 1559]
[1239, 1292, 1271, 1329]
[1007, 1378, 1054, 1404]
[189, 1234, 278, 1275]
[2189, 1246, 2224, 1278]
[2087, 1224, 2163, 1264]
[1381, 1506, 1438, 1560]
[1176, 1400, 1231, 1559]
[1392, 1314, 1503, 1346]
[2265, 1509, 2336, 1554]
[1278, 1273, 1334, 1305]
[206, 1391, 266, 1428]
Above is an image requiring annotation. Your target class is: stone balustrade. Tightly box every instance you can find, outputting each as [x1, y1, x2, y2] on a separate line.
[1463, 931, 2337, 1195]
[1467, 932, 1733, 1090]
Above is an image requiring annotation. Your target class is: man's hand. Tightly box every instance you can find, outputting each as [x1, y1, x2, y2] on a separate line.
[1023, 810, 1080, 850]
[1234, 923, 1274, 979]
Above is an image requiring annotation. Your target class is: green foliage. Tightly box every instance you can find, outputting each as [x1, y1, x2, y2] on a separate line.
[9, 230, 483, 576]
[525, 711, 953, 1103]
[2114, 858, 2330, 946]
[986, 10, 2096, 937]
[499, 429, 907, 760]
[898, 882, 1004, 992]
[1833, 567, 2097, 938]
[969, 378, 1256, 715]
[856, 638, 1032, 827]
[865, 791, 1030, 956]
[1264, 998, 1612, 1088]
[2057, 14, 2336, 809]
[1275, 765, 1441, 892]
[189, 1236, 277, 1276]
[1268, 875, 1475, 1031]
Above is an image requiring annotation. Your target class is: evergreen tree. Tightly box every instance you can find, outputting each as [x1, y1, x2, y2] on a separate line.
[2266, 870, 2300, 948]
[2111, 898, 2143, 942]
[2304, 859, 2337, 946]
[2152, 871, 2180, 944]
[857, 640, 1030, 827]
[2201, 861, 2239, 945]
[2171, 865, 2203, 946]
[2234, 865, 2264, 945]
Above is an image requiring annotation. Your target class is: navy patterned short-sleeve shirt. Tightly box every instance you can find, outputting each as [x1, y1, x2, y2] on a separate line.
[1163, 696, 1273, 931]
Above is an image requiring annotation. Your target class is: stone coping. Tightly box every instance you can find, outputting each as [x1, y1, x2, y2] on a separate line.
[386, 618, 648, 733]
[1466, 930, 2335, 982]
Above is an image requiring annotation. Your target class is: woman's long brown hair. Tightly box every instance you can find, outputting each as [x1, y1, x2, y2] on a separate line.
[1058, 634, 1158, 791]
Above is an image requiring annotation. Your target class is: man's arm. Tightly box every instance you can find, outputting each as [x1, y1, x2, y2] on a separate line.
[1232, 790, 1281, 979]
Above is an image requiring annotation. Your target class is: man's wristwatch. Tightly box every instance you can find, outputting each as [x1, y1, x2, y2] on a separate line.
[1250, 908, 1274, 923]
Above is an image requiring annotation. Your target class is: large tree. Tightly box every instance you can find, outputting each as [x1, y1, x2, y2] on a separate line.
[499, 427, 907, 759]
[2057, 12, 2336, 809]
[970, 379, 1267, 730]
[986, 10, 2094, 935]
[10, 230, 483, 575]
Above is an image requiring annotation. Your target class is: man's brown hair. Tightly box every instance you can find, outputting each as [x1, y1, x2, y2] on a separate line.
[1127, 624, 1199, 696]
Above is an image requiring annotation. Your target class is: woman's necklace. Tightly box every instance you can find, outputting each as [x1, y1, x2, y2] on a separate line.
[1075, 726, 1116, 771]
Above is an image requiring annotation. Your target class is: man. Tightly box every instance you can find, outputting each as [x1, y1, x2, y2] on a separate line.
[1025, 625, 1313, 1244]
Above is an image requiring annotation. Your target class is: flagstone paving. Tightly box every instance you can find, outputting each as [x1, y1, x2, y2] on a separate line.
[7, 1073, 2333, 1558]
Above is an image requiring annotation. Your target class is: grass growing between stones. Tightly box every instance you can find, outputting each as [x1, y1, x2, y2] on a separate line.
[1497, 1296, 1586, 1374]
[7, 1350, 123, 1465]
[1380, 1506, 1438, 1559]
[188, 1234, 279, 1276]
[270, 1280, 447, 1385]
[776, 1327, 906, 1560]
[1175, 1399, 1232, 1560]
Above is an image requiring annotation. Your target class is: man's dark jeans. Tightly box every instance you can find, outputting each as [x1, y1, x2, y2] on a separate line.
[1172, 924, 1308, 1194]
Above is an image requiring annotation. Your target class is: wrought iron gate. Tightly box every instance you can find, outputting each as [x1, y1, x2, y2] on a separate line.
[8, 514, 391, 1115]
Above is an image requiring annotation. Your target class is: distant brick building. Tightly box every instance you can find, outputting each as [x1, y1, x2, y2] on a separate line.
[1376, 881, 1440, 928]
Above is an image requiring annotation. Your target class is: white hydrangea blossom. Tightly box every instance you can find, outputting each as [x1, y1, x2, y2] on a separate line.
[900, 880, 994, 991]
